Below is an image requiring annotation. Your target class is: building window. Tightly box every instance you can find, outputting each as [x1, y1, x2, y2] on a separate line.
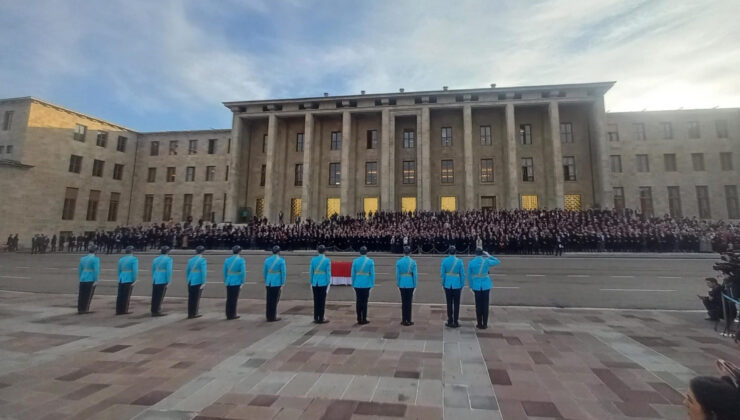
[62, 187, 78, 220]
[365, 161, 378, 185]
[329, 162, 341, 185]
[521, 157, 534, 182]
[169, 140, 178, 155]
[225, 165, 229, 181]
[260, 164, 266, 186]
[521, 195, 538, 210]
[519, 124, 532, 145]
[480, 158, 494, 183]
[202, 194, 213, 222]
[562, 156, 576, 181]
[0, 146, 4, 154]
[208, 138, 217, 154]
[607, 124, 619, 142]
[661, 122, 673, 140]
[295, 163, 303, 186]
[182, 194, 193, 221]
[96, 131, 108, 147]
[726, 185, 739, 219]
[362, 197, 378, 217]
[73, 124, 87, 142]
[403, 129, 415, 148]
[610, 155, 622, 173]
[441, 159, 454, 184]
[116, 136, 127, 152]
[402, 160, 416, 184]
[113, 164, 124, 180]
[92, 159, 105, 177]
[251, 197, 263, 219]
[86, 190, 100, 221]
[564, 194, 582, 211]
[716, 120, 729, 138]
[633, 123, 646, 141]
[162, 194, 173, 221]
[263, 134, 267, 153]
[2, 110, 13, 130]
[481, 196, 496, 211]
[367, 130, 377, 149]
[185, 166, 195, 182]
[636, 154, 650, 172]
[291, 198, 302, 223]
[664, 154, 677, 172]
[480, 125, 492, 145]
[639, 186, 653, 217]
[326, 198, 340, 218]
[205, 166, 215, 181]
[143, 195, 154, 222]
[107, 192, 120, 222]
[331, 131, 342, 150]
[720, 152, 733, 171]
[188, 139, 198, 155]
[560, 122, 574, 143]
[667, 186, 682, 218]
[166, 167, 176, 182]
[613, 187, 625, 210]
[688, 121, 701, 139]
[401, 196, 417, 213]
[147, 167, 156, 183]
[440, 196, 457, 211]
[296, 133, 304, 152]
[68, 155, 83, 173]
[150, 141, 159, 156]
[692, 153, 705, 171]
[5, 145, 11, 154]
[696, 186, 711, 219]
[441, 127, 452, 147]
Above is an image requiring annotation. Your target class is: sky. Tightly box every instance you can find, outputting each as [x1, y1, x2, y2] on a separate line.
[1, 0, 738, 132]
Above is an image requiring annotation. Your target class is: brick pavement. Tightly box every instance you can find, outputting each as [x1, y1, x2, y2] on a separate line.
[0, 290, 738, 419]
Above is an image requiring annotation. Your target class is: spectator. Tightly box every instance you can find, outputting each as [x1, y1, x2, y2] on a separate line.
[684, 360, 740, 420]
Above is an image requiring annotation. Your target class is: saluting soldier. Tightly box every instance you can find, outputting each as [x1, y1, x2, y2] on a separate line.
[223, 245, 245, 320]
[396, 245, 418, 326]
[467, 247, 501, 329]
[264, 245, 286, 322]
[77, 245, 100, 314]
[351, 246, 375, 325]
[309, 244, 331, 324]
[186, 246, 207, 319]
[116, 246, 138, 315]
[151, 246, 172, 317]
[440, 245, 465, 328]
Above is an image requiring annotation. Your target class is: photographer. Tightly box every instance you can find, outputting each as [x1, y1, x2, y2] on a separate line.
[698, 278, 723, 321]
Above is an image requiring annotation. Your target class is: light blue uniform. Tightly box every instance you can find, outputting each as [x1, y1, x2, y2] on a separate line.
[467, 255, 501, 291]
[263, 255, 286, 286]
[309, 254, 332, 287]
[351, 255, 375, 288]
[440, 255, 465, 289]
[78, 254, 100, 283]
[187, 255, 207, 286]
[117, 255, 138, 284]
[395, 256, 418, 288]
[223, 255, 245, 286]
[151, 255, 173, 285]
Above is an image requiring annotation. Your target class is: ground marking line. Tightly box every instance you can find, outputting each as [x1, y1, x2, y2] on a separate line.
[610, 275, 635, 278]
[601, 288, 676, 292]
[658, 276, 682, 279]
[525, 274, 545, 277]
[15, 266, 31, 269]
[0, 275, 30, 279]
[567, 274, 590, 277]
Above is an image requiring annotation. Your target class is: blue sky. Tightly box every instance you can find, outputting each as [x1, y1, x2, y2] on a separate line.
[1, 0, 738, 132]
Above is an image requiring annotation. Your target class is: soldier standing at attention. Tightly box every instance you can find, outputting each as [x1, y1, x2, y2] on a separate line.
[151, 246, 172, 317]
[351, 246, 375, 325]
[440, 245, 464, 328]
[186, 246, 207, 319]
[467, 247, 500, 329]
[223, 246, 245, 320]
[396, 245, 418, 326]
[77, 245, 100, 314]
[116, 246, 138, 315]
[309, 244, 331, 324]
[264, 245, 286, 322]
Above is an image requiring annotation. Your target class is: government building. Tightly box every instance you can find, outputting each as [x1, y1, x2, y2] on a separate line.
[1, 81, 738, 246]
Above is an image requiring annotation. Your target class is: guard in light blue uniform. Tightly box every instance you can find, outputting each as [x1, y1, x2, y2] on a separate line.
[396, 246, 418, 326]
[467, 247, 501, 329]
[77, 245, 100, 314]
[309, 245, 332, 324]
[223, 245, 245, 320]
[351, 246, 375, 324]
[151, 246, 173, 316]
[186, 246, 207, 319]
[264, 245, 286, 322]
[440, 245, 465, 328]
[116, 246, 138, 315]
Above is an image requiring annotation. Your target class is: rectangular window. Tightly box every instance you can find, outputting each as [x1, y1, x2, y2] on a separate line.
[692, 153, 705, 171]
[62, 187, 78, 220]
[169, 140, 178, 155]
[563, 156, 576, 181]
[107, 192, 120, 222]
[441, 159, 454, 184]
[661, 122, 673, 140]
[664, 154, 677, 172]
[688, 121, 701, 139]
[143, 195, 154, 222]
[403, 129, 415, 148]
[726, 185, 739, 219]
[0, 146, 4, 154]
[329, 162, 341, 185]
[480, 125, 492, 145]
[296, 133, 304, 152]
[720, 152, 733, 171]
[205, 166, 215, 181]
[440, 196, 457, 212]
[365, 161, 378, 185]
[610, 155, 622, 173]
[263, 134, 267, 153]
[96, 131, 108, 147]
[331, 131, 342, 150]
[521, 157, 534, 182]
[667, 186, 682, 218]
[113, 164, 124, 180]
[480, 158, 494, 183]
[481, 196, 496, 211]
[92, 159, 105, 177]
[255, 198, 264, 219]
[636, 154, 650, 172]
[402, 160, 416, 184]
[295, 163, 303, 186]
[73, 124, 87, 142]
[202, 194, 213, 222]
[166, 167, 176, 182]
[716, 120, 729, 138]
[633, 123, 646, 141]
[401, 196, 417, 213]
[185, 166, 195, 182]
[116, 136, 127, 152]
[150, 141, 159, 156]
[68, 155, 83, 173]
[182, 194, 193, 221]
[326, 198, 340, 218]
[162, 194, 173, 221]
[607, 124, 619, 142]
[367, 130, 377, 149]
[521, 195, 538, 210]
[86, 190, 100, 221]
[260, 164, 266, 186]
[188, 139, 198, 155]
[2, 110, 13, 130]
[5, 145, 11, 154]
[225, 165, 229, 181]
[519, 124, 532, 145]
[208, 138, 217, 154]
[696, 186, 711, 218]
[613, 187, 625, 210]
[564, 194, 582, 211]
[147, 167, 156, 183]
[441, 127, 452, 147]
[560, 122, 574, 143]
[639, 186, 653, 217]
[291, 198, 303, 222]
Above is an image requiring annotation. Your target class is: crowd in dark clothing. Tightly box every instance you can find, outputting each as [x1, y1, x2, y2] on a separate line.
[4, 234, 19, 252]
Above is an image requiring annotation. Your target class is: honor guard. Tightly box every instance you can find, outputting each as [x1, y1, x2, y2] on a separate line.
[351, 246, 375, 324]
[151, 246, 173, 316]
[186, 246, 207, 319]
[440, 245, 465, 328]
[396, 246, 418, 326]
[223, 246, 245, 320]
[467, 247, 500, 329]
[264, 245, 286, 322]
[309, 245, 332, 324]
[77, 245, 100, 314]
[116, 246, 138, 315]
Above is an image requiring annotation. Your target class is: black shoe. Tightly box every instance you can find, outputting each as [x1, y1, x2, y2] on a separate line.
[401, 321, 407, 326]
[453, 322, 460, 328]
[407, 321, 414, 326]
[706, 317, 719, 321]
[318, 319, 330, 324]
[152, 312, 167, 317]
[359, 320, 369, 325]
[480, 324, 488, 330]
[267, 317, 281, 322]
[227, 315, 240, 320]
[445, 322, 454, 328]
[475, 324, 484, 329]
[192, 314, 202, 319]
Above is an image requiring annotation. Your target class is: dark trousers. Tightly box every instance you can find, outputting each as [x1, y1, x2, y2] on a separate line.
[188, 284, 203, 318]
[78, 282, 96, 313]
[444, 288, 461, 324]
[116, 282, 134, 314]
[312, 285, 328, 321]
[226, 285, 240, 319]
[474, 289, 491, 327]
[354, 287, 370, 322]
[400, 288, 414, 323]
[266, 286, 281, 321]
[151, 284, 167, 315]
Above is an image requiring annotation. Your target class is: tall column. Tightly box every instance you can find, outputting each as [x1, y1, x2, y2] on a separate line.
[380, 109, 391, 210]
[590, 96, 611, 209]
[463, 105, 475, 210]
[301, 113, 314, 221]
[263, 113, 278, 222]
[548, 101, 565, 209]
[420, 107, 431, 210]
[504, 103, 519, 208]
[388, 113, 395, 211]
[340, 111, 354, 216]
[227, 113, 243, 222]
